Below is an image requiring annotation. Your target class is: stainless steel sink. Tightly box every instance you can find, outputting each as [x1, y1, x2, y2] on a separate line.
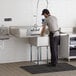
[0, 26, 10, 40]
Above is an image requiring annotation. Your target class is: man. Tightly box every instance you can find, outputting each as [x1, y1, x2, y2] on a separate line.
[40, 9, 60, 67]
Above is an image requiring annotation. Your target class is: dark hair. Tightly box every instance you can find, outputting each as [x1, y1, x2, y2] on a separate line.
[42, 9, 50, 15]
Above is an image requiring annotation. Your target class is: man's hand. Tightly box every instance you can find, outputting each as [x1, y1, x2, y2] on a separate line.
[40, 33, 44, 36]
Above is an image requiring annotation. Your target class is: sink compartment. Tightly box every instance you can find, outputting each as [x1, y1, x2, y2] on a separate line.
[0, 26, 10, 40]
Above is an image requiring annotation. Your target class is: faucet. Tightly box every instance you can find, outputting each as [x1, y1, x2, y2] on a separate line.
[31, 24, 40, 31]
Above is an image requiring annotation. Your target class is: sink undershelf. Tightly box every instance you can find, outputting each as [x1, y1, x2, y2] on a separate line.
[0, 35, 10, 40]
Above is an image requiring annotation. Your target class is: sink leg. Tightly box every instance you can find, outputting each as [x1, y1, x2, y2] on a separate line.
[40, 47, 42, 61]
[37, 47, 39, 65]
[30, 45, 32, 62]
[46, 46, 48, 64]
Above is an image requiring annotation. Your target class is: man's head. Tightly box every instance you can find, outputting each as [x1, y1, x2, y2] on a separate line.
[42, 9, 50, 18]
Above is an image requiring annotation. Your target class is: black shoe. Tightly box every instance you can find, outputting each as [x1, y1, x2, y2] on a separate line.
[47, 62, 56, 67]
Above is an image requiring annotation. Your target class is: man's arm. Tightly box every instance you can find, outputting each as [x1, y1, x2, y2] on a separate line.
[40, 25, 46, 36]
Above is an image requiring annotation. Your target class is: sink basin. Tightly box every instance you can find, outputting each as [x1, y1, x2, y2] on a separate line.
[0, 26, 10, 40]
[0, 27, 9, 35]
[29, 36, 49, 46]
[9, 26, 28, 38]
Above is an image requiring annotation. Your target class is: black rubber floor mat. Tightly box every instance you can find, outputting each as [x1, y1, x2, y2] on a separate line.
[20, 63, 76, 74]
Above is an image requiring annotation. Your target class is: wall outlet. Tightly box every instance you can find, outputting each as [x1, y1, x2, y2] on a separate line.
[4, 18, 12, 21]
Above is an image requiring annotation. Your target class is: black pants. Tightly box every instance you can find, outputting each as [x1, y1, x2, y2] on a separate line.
[49, 32, 60, 65]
